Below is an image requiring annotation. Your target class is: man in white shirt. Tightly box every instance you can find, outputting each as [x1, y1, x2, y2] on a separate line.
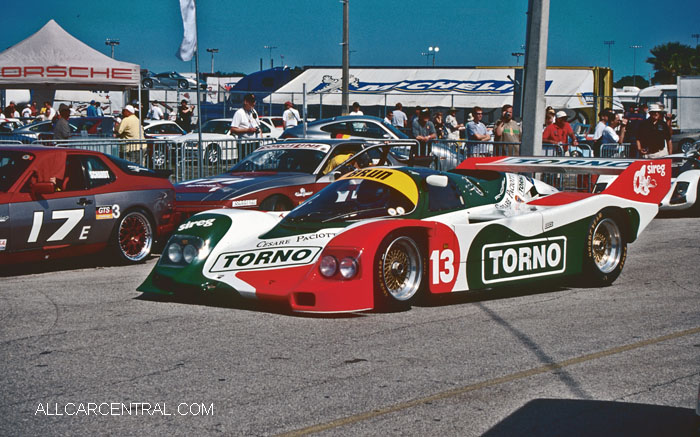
[229, 93, 260, 138]
[392, 103, 407, 128]
[282, 101, 300, 129]
[21, 105, 32, 119]
[593, 110, 610, 142]
[149, 101, 164, 120]
[349, 102, 363, 115]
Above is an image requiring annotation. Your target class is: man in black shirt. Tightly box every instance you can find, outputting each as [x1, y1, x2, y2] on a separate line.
[636, 103, 671, 158]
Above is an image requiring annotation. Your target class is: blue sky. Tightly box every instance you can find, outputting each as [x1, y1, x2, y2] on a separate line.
[3, 0, 699, 82]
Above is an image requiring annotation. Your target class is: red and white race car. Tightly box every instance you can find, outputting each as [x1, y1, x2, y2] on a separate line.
[139, 153, 670, 313]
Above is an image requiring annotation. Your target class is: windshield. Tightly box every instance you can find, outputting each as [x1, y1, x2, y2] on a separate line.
[230, 148, 327, 173]
[283, 178, 416, 224]
[198, 120, 231, 134]
[383, 122, 409, 139]
[0, 151, 34, 192]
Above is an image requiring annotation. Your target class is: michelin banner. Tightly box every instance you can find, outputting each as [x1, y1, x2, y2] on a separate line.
[266, 67, 597, 109]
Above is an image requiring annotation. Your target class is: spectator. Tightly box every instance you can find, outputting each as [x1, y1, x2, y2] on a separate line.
[4, 101, 19, 119]
[542, 110, 579, 153]
[349, 102, 363, 115]
[636, 103, 671, 158]
[392, 103, 407, 128]
[445, 107, 465, 140]
[87, 100, 98, 117]
[176, 99, 194, 131]
[43, 102, 56, 121]
[412, 107, 436, 155]
[593, 109, 610, 143]
[466, 106, 490, 142]
[53, 104, 72, 140]
[383, 110, 393, 125]
[229, 93, 260, 138]
[493, 104, 522, 155]
[21, 104, 32, 119]
[282, 101, 300, 129]
[410, 106, 422, 128]
[600, 113, 627, 145]
[433, 112, 447, 139]
[117, 105, 145, 163]
[95, 102, 105, 117]
[148, 101, 164, 120]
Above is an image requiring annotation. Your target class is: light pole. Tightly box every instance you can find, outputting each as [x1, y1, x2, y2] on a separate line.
[206, 48, 218, 74]
[630, 44, 642, 87]
[280, 54, 285, 67]
[604, 40, 615, 68]
[263, 45, 277, 69]
[511, 52, 524, 66]
[429, 46, 439, 67]
[105, 38, 119, 59]
[692, 33, 700, 46]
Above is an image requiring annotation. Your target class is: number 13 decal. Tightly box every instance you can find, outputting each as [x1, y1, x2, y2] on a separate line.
[430, 249, 455, 284]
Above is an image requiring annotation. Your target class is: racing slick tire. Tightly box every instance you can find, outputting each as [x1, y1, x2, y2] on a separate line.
[178, 80, 189, 89]
[142, 78, 153, 88]
[582, 212, 627, 286]
[374, 232, 427, 311]
[112, 209, 154, 264]
[205, 144, 221, 165]
[259, 195, 293, 211]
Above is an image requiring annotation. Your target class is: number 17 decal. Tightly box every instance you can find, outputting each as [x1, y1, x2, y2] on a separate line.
[430, 249, 455, 285]
[28, 209, 90, 243]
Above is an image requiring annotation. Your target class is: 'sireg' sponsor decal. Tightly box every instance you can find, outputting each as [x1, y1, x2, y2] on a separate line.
[210, 246, 322, 272]
[633, 163, 665, 196]
[178, 218, 216, 232]
[481, 237, 566, 284]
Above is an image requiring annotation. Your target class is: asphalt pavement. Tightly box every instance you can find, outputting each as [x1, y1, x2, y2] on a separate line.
[1, 216, 698, 436]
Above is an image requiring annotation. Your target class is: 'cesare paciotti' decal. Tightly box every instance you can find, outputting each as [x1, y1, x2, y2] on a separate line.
[481, 237, 566, 284]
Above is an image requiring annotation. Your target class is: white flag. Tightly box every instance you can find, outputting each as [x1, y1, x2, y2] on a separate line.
[177, 0, 197, 61]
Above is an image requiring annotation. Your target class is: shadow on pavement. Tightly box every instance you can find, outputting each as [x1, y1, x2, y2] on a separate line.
[483, 398, 699, 437]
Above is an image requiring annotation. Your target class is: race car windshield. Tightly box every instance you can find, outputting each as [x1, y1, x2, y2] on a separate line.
[0, 151, 33, 192]
[283, 179, 415, 224]
[229, 148, 326, 173]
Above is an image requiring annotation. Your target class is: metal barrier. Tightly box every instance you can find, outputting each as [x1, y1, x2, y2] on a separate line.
[30, 137, 275, 182]
[600, 142, 631, 158]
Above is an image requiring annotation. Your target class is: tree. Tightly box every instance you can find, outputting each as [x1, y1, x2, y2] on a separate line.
[646, 42, 700, 84]
[614, 75, 649, 89]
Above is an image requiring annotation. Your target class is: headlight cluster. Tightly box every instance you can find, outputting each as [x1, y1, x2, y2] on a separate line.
[319, 254, 359, 279]
[162, 235, 207, 267]
[671, 182, 689, 204]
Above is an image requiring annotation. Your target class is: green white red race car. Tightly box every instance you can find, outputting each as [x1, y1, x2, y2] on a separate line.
[138, 153, 670, 313]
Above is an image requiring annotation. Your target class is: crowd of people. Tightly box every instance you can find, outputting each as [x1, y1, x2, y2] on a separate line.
[382, 101, 673, 158]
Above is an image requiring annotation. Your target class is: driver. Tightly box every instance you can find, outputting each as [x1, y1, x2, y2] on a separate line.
[321, 145, 360, 175]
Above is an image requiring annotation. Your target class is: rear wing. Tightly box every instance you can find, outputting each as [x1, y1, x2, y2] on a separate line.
[457, 156, 671, 204]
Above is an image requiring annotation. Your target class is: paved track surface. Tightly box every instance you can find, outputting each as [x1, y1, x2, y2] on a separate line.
[1, 217, 699, 436]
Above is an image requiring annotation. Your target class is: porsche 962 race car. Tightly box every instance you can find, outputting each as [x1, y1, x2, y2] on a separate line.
[138, 154, 670, 313]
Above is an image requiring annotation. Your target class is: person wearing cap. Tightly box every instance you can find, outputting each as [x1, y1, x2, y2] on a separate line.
[542, 110, 578, 153]
[230, 93, 260, 138]
[636, 103, 672, 158]
[412, 107, 437, 155]
[445, 107, 465, 141]
[392, 103, 407, 128]
[52, 104, 72, 140]
[117, 104, 145, 163]
[494, 104, 521, 155]
[282, 101, 300, 129]
[87, 100, 98, 117]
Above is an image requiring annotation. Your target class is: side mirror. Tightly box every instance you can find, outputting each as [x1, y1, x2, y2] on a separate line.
[426, 174, 449, 188]
[31, 182, 56, 195]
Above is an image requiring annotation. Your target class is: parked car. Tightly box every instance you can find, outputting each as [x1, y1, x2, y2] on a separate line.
[281, 115, 409, 140]
[259, 116, 284, 129]
[171, 118, 276, 164]
[172, 140, 407, 221]
[142, 71, 206, 90]
[143, 120, 186, 139]
[0, 146, 175, 264]
[139, 155, 669, 313]
[0, 118, 24, 134]
[0, 117, 115, 143]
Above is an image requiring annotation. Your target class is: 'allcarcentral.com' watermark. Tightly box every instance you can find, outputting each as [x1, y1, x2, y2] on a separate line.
[35, 402, 214, 416]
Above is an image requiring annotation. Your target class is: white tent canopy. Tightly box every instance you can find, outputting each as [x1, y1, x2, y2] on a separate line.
[267, 67, 596, 109]
[0, 20, 139, 90]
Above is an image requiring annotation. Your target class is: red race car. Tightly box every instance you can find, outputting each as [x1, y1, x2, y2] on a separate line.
[0, 146, 175, 265]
